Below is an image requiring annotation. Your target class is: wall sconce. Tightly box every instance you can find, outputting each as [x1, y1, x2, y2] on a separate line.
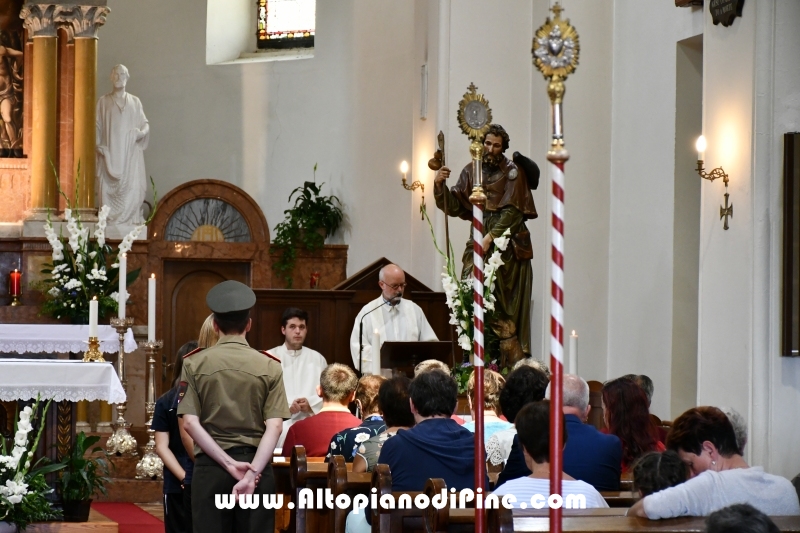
[695, 135, 733, 230]
[400, 160, 425, 219]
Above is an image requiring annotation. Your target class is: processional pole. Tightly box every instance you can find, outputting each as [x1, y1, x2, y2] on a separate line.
[532, 3, 579, 533]
[457, 83, 493, 533]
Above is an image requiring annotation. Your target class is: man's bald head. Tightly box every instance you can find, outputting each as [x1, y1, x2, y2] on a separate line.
[378, 264, 406, 302]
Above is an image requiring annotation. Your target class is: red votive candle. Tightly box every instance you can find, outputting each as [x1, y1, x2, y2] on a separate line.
[9, 268, 21, 297]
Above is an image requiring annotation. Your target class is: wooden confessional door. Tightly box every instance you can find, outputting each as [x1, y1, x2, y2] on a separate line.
[161, 260, 250, 392]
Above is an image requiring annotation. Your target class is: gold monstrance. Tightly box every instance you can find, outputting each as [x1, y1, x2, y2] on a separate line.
[456, 83, 492, 205]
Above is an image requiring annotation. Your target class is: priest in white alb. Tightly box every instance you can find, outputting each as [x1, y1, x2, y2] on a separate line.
[349, 263, 438, 375]
[269, 307, 328, 447]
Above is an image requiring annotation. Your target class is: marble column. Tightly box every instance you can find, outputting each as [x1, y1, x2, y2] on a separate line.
[98, 401, 113, 433]
[21, 4, 59, 219]
[75, 399, 90, 433]
[58, 5, 109, 218]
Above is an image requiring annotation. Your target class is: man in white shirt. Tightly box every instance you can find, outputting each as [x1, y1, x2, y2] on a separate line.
[269, 308, 328, 446]
[349, 264, 438, 375]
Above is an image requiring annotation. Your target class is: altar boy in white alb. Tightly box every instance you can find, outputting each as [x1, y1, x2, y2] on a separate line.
[349, 264, 438, 375]
[270, 308, 328, 447]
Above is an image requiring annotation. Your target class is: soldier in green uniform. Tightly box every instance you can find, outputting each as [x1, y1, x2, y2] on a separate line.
[178, 280, 289, 533]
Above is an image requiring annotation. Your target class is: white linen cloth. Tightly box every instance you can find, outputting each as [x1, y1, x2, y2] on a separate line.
[349, 296, 438, 375]
[0, 359, 126, 403]
[269, 344, 328, 446]
[0, 324, 126, 354]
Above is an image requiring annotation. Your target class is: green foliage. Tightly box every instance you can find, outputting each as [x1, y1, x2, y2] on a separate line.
[58, 432, 111, 502]
[272, 169, 344, 287]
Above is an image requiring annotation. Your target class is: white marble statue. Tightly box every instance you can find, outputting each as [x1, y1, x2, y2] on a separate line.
[96, 64, 149, 225]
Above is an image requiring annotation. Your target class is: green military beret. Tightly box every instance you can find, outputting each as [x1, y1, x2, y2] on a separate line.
[206, 280, 256, 313]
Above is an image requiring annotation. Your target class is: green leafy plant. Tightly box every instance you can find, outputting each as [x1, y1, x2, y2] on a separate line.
[272, 164, 344, 287]
[0, 397, 65, 529]
[58, 432, 111, 502]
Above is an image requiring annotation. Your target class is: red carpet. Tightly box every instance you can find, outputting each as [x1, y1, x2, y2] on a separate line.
[93, 502, 163, 533]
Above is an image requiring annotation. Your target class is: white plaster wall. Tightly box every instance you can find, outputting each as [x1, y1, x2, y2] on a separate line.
[98, 0, 420, 285]
[607, 2, 703, 419]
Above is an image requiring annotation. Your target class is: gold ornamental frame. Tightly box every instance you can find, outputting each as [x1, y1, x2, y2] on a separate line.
[457, 83, 493, 141]
[532, 3, 580, 82]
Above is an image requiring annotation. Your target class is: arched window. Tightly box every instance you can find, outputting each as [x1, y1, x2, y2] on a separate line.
[257, 0, 315, 50]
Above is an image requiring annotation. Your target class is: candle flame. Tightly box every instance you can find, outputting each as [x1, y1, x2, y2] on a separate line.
[93, 296, 97, 300]
[571, 330, 577, 335]
[399, 160, 409, 174]
[695, 135, 707, 153]
[151, 273, 156, 278]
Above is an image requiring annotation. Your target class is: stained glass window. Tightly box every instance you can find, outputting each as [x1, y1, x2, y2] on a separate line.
[257, 0, 315, 50]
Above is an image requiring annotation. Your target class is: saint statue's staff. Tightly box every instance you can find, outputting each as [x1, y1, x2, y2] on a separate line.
[428, 131, 451, 262]
[532, 3, 580, 533]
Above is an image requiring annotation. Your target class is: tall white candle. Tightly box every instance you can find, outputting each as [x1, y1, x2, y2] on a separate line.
[118, 253, 127, 319]
[371, 329, 381, 376]
[89, 297, 98, 337]
[569, 330, 578, 375]
[148, 274, 156, 342]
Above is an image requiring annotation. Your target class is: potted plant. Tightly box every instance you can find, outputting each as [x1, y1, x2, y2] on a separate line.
[58, 432, 111, 522]
[0, 398, 64, 531]
[272, 165, 344, 287]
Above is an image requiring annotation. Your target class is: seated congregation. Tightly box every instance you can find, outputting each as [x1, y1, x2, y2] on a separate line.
[154, 302, 800, 533]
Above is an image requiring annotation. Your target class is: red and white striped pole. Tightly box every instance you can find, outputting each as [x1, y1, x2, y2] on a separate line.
[532, 4, 578, 533]
[549, 157, 566, 533]
[469, 140, 487, 533]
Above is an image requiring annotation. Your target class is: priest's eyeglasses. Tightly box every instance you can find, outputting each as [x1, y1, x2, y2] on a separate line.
[384, 282, 408, 291]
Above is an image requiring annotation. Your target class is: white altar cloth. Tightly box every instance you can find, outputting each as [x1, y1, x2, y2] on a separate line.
[0, 359, 126, 403]
[0, 324, 136, 354]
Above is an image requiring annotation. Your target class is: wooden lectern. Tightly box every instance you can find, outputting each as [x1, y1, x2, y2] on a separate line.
[379, 341, 455, 377]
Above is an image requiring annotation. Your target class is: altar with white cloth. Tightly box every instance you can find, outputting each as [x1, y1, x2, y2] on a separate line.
[0, 324, 137, 356]
[0, 357, 126, 465]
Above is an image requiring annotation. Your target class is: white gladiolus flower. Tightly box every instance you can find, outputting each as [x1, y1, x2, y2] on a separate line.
[493, 229, 511, 251]
[458, 334, 471, 351]
[17, 419, 32, 433]
[7, 493, 22, 504]
[89, 251, 97, 259]
[14, 430, 27, 447]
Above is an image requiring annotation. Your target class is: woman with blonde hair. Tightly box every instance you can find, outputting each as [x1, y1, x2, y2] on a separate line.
[463, 368, 512, 443]
[197, 314, 219, 349]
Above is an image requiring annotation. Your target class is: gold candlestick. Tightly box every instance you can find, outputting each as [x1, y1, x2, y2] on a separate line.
[106, 316, 138, 456]
[82, 336, 105, 362]
[136, 339, 163, 479]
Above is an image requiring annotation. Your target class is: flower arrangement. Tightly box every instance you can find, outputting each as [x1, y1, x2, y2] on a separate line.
[0, 398, 64, 530]
[423, 208, 511, 393]
[39, 177, 157, 322]
[40, 207, 141, 322]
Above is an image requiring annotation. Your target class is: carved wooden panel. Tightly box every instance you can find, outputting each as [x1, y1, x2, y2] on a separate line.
[161, 260, 250, 391]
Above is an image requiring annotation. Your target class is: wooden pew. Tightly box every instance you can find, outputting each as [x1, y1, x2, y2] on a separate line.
[487, 507, 800, 532]
[328, 454, 372, 533]
[370, 464, 427, 533]
[601, 491, 640, 508]
[290, 445, 340, 533]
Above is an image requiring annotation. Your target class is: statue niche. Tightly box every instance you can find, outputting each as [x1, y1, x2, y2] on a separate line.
[0, 0, 24, 158]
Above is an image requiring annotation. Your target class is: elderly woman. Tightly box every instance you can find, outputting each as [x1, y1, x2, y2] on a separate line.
[628, 406, 800, 519]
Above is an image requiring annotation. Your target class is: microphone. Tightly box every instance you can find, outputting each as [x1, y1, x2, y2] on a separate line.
[359, 296, 399, 375]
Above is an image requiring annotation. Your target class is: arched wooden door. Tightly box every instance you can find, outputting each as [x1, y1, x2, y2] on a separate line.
[147, 180, 271, 394]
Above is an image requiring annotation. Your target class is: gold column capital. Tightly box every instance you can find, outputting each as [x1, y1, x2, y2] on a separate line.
[55, 5, 110, 41]
[20, 4, 58, 38]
